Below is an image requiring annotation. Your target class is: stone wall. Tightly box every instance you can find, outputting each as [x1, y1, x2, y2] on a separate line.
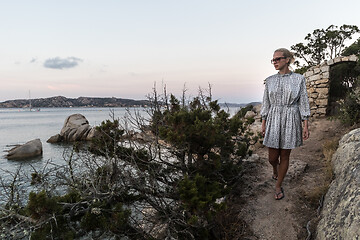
[304, 55, 358, 117]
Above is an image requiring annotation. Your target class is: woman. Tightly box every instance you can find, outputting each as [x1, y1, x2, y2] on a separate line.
[260, 48, 310, 200]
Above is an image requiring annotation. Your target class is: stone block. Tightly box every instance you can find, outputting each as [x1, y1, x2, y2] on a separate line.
[317, 94, 328, 100]
[315, 99, 328, 106]
[334, 57, 341, 63]
[328, 59, 334, 65]
[309, 74, 321, 81]
[304, 70, 313, 77]
[313, 68, 321, 74]
[318, 83, 328, 88]
[349, 55, 358, 62]
[316, 88, 329, 95]
[318, 93, 329, 99]
[341, 56, 349, 61]
[320, 61, 328, 67]
[320, 66, 330, 72]
[321, 72, 330, 78]
[316, 108, 327, 114]
[316, 78, 329, 84]
[310, 92, 319, 98]
[309, 87, 316, 93]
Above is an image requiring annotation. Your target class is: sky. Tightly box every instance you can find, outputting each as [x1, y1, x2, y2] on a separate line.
[1, 0, 360, 104]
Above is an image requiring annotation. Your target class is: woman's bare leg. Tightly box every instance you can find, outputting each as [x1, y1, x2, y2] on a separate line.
[275, 149, 292, 198]
[268, 147, 280, 178]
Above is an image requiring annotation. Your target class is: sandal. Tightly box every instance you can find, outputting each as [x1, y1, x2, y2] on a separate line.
[275, 187, 285, 200]
[272, 174, 278, 181]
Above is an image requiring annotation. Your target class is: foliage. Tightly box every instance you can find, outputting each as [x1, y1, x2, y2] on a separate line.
[291, 24, 359, 68]
[342, 37, 360, 56]
[89, 119, 124, 157]
[294, 65, 310, 75]
[26, 190, 60, 220]
[329, 62, 360, 101]
[146, 89, 254, 238]
[338, 79, 360, 125]
[0, 86, 257, 239]
[326, 38, 360, 114]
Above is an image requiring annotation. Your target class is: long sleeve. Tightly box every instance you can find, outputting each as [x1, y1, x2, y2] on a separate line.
[299, 76, 310, 120]
[260, 80, 270, 120]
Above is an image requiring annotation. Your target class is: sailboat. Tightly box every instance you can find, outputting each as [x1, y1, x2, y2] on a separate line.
[29, 91, 40, 112]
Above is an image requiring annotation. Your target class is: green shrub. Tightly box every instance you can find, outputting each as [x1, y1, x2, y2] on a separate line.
[338, 79, 360, 125]
[26, 191, 60, 219]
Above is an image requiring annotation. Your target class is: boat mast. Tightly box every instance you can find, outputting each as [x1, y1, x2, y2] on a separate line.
[29, 90, 32, 110]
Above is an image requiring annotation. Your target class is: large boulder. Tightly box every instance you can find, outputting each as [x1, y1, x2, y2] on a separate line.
[6, 139, 43, 160]
[47, 114, 98, 143]
[316, 128, 360, 239]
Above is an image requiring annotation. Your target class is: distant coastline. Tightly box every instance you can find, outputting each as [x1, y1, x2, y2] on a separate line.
[0, 96, 260, 108]
[0, 96, 150, 108]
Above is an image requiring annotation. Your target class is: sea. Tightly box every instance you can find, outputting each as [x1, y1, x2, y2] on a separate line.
[0, 107, 241, 171]
[0, 107, 150, 176]
[0, 106, 241, 204]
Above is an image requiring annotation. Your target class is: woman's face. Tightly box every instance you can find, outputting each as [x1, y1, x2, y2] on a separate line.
[272, 51, 289, 71]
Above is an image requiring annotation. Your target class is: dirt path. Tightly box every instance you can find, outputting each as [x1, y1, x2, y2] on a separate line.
[226, 118, 352, 240]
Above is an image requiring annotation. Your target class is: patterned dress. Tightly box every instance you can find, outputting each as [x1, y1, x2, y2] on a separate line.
[260, 72, 310, 149]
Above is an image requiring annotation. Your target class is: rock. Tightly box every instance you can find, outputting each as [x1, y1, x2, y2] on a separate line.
[253, 104, 262, 114]
[47, 114, 97, 143]
[287, 158, 308, 179]
[249, 121, 262, 134]
[6, 139, 42, 160]
[316, 128, 360, 240]
[47, 134, 62, 143]
[244, 111, 256, 119]
[243, 153, 260, 163]
[85, 128, 99, 141]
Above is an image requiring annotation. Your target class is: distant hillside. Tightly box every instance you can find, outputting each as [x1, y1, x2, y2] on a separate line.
[0, 96, 261, 109]
[219, 102, 261, 108]
[0, 96, 150, 108]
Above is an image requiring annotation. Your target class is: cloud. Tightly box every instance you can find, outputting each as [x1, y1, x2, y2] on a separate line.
[44, 57, 83, 69]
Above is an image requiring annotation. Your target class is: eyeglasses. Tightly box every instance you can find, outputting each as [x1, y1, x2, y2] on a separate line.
[271, 57, 287, 64]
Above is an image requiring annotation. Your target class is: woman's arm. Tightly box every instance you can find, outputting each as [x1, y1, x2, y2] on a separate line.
[303, 120, 309, 140]
[262, 119, 266, 137]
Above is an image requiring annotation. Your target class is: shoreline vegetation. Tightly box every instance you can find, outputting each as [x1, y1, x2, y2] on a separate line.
[0, 88, 264, 239]
[0, 95, 260, 109]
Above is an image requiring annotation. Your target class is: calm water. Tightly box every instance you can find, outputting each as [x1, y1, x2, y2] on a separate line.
[0, 106, 241, 205]
[0, 106, 240, 175]
[0, 107, 148, 173]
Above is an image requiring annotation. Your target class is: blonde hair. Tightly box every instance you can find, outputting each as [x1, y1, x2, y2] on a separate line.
[274, 48, 295, 66]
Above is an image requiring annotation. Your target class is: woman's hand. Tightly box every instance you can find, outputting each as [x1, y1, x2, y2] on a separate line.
[261, 120, 266, 137]
[303, 120, 310, 140]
